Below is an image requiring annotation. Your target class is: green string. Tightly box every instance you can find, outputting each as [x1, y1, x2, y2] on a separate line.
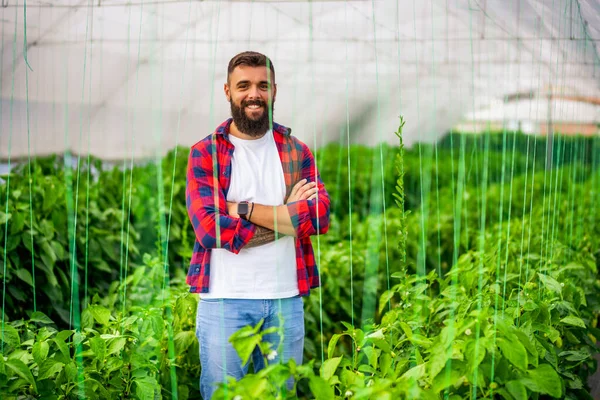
[545, 0, 567, 272]
[548, 0, 570, 263]
[429, 0, 443, 280]
[157, 0, 195, 396]
[204, 0, 225, 392]
[464, 0, 481, 394]
[526, 2, 545, 307]
[516, 9, 542, 327]
[123, 0, 146, 316]
[118, 2, 132, 319]
[536, 0, 555, 303]
[369, 0, 392, 320]
[472, 130, 490, 399]
[1, 0, 17, 355]
[67, 0, 96, 394]
[343, 0, 355, 358]
[307, 1, 326, 369]
[84, 1, 100, 308]
[23, 0, 36, 312]
[73, 0, 92, 318]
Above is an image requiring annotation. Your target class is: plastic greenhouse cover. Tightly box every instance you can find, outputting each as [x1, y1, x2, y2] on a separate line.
[0, 0, 598, 161]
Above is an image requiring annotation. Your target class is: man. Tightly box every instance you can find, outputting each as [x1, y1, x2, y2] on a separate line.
[185, 51, 330, 399]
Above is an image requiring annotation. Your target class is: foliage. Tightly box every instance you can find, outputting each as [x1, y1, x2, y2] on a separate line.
[0, 127, 598, 398]
[0, 254, 200, 400]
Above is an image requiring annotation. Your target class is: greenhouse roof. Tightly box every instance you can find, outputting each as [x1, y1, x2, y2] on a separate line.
[1, 0, 599, 160]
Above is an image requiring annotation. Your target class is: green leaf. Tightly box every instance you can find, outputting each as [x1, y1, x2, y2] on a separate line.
[513, 329, 537, 361]
[309, 375, 334, 400]
[10, 212, 25, 234]
[174, 330, 196, 353]
[379, 290, 395, 314]
[229, 327, 262, 366]
[320, 356, 342, 381]
[506, 380, 527, 400]
[107, 337, 127, 356]
[38, 220, 55, 240]
[522, 300, 539, 312]
[44, 269, 59, 288]
[428, 346, 451, 380]
[327, 333, 343, 359]
[55, 330, 74, 342]
[537, 274, 562, 294]
[409, 334, 432, 348]
[0, 211, 11, 224]
[6, 234, 21, 252]
[135, 376, 158, 400]
[497, 337, 527, 371]
[85, 378, 111, 399]
[64, 362, 77, 381]
[6, 359, 37, 393]
[30, 311, 54, 324]
[88, 305, 111, 326]
[560, 315, 585, 329]
[38, 359, 65, 380]
[1, 325, 21, 348]
[558, 350, 590, 362]
[402, 363, 426, 381]
[465, 339, 486, 373]
[399, 321, 413, 338]
[32, 341, 50, 364]
[520, 364, 562, 398]
[15, 268, 34, 286]
[432, 367, 462, 394]
[52, 336, 71, 360]
[89, 336, 106, 361]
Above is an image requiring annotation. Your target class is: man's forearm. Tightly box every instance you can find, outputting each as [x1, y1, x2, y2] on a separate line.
[249, 203, 297, 236]
[245, 225, 285, 248]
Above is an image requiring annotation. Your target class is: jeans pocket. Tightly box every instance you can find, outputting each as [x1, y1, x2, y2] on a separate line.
[199, 297, 221, 303]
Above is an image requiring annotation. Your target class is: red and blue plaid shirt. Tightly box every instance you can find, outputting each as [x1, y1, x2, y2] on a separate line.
[185, 118, 330, 296]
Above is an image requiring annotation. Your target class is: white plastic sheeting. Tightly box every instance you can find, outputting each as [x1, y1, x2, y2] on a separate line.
[1, 0, 599, 160]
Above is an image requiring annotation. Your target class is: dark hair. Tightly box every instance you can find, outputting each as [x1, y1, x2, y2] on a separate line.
[227, 51, 275, 83]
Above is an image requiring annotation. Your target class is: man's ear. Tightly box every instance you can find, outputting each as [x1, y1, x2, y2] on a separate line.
[224, 83, 231, 102]
[272, 83, 277, 102]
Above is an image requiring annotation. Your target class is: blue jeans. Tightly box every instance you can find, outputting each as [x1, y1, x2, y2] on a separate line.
[196, 297, 305, 400]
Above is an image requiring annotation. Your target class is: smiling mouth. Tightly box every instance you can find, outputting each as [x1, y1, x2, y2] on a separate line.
[246, 104, 263, 111]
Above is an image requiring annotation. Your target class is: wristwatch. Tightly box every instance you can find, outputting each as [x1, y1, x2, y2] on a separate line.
[237, 201, 250, 220]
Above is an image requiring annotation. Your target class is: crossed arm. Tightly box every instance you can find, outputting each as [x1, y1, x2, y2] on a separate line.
[227, 179, 318, 248]
[186, 142, 330, 253]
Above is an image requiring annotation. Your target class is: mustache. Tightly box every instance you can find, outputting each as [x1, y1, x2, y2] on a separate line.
[242, 99, 267, 107]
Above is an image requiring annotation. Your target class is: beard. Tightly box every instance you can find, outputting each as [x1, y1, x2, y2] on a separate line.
[230, 98, 274, 137]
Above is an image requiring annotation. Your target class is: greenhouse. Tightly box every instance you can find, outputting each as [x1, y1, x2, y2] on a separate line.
[1, 0, 599, 399]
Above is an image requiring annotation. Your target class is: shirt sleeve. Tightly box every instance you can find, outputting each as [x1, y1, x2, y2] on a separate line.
[186, 144, 255, 253]
[286, 143, 330, 239]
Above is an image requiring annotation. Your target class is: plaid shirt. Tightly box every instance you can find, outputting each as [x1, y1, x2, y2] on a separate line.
[185, 118, 330, 296]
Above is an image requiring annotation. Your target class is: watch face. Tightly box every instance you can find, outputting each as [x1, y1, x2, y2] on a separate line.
[238, 202, 249, 215]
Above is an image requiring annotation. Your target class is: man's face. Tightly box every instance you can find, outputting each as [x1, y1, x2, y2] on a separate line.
[225, 65, 276, 137]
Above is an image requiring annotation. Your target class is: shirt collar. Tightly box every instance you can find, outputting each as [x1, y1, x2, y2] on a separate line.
[215, 118, 291, 140]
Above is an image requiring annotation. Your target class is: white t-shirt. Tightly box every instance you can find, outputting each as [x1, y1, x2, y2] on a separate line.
[202, 130, 299, 299]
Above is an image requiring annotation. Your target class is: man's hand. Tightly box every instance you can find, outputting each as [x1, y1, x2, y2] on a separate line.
[227, 201, 239, 218]
[286, 179, 318, 203]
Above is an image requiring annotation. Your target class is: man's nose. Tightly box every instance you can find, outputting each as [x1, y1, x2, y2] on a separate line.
[247, 85, 260, 99]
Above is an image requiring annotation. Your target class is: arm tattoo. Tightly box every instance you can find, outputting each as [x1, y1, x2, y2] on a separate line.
[245, 225, 284, 249]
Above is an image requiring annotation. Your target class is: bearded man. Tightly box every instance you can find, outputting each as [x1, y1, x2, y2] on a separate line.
[185, 51, 330, 399]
